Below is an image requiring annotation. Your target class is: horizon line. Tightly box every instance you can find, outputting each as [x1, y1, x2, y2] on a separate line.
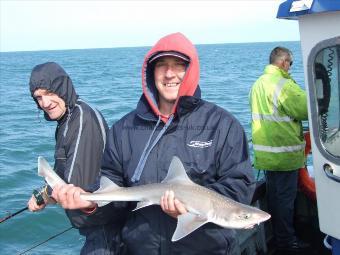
[0, 39, 300, 54]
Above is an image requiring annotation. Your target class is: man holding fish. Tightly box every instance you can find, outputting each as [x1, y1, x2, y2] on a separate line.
[26, 62, 122, 255]
[52, 33, 259, 254]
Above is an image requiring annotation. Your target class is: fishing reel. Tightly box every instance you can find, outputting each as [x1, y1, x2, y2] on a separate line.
[33, 185, 49, 206]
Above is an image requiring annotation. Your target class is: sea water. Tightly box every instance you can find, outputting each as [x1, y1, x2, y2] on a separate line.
[0, 41, 304, 254]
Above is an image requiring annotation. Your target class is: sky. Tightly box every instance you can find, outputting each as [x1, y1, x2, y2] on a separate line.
[0, 0, 300, 52]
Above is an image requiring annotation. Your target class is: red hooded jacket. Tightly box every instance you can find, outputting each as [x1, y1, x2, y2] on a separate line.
[142, 32, 200, 123]
[99, 33, 255, 254]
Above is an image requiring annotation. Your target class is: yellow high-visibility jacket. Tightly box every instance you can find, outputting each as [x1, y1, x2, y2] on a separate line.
[250, 64, 308, 170]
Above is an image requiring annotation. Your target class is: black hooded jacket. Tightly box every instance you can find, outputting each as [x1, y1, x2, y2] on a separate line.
[29, 62, 112, 228]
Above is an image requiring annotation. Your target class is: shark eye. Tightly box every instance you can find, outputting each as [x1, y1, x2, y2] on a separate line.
[240, 213, 251, 219]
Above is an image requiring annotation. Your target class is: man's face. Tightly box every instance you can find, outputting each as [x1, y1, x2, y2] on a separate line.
[33, 89, 66, 120]
[153, 56, 187, 107]
[281, 56, 293, 73]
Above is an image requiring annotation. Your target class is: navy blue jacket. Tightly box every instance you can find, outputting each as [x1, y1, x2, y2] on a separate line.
[101, 93, 254, 254]
[100, 33, 255, 254]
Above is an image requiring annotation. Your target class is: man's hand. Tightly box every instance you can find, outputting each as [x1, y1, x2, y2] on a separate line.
[27, 195, 47, 212]
[52, 184, 96, 210]
[160, 190, 187, 218]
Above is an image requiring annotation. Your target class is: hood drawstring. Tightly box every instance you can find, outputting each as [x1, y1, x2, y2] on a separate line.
[131, 114, 174, 183]
[63, 107, 71, 137]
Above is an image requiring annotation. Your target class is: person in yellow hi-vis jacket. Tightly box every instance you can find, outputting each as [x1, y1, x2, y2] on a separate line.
[250, 47, 310, 255]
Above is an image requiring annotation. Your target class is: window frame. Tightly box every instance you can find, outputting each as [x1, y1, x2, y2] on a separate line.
[307, 36, 340, 164]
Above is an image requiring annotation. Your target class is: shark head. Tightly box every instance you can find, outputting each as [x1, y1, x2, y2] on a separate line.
[218, 206, 271, 229]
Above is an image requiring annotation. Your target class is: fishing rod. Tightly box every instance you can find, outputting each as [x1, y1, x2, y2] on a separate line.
[1, 188, 45, 223]
[0, 207, 28, 223]
[17, 226, 74, 255]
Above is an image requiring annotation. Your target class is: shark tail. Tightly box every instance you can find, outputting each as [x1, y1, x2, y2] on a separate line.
[38, 156, 65, 188]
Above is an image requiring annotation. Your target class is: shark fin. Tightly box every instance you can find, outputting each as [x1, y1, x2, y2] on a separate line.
[171, 212, 208, 241]
[162, 156, 195, 185]
[133, 201, 154, 211]
[38, 156, 65, 188]
[81, 176, 120, 207]
[96, 201, 111, 207]
[95, 176, 120, 193]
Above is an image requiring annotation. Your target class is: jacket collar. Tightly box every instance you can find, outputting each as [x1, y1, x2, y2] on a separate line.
[264, 64, 292, 79]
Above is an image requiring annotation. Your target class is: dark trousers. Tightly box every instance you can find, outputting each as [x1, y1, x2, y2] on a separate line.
[265, 170, 298, 247]
[79, 224, 122, 255]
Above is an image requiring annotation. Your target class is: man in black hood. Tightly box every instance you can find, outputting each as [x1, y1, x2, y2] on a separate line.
[27, 62, 121, 254]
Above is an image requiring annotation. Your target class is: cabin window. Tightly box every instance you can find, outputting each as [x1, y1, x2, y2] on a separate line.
[313, 45, 340, 158]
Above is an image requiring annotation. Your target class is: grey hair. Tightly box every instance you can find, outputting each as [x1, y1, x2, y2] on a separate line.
[269, 47, 292, 64]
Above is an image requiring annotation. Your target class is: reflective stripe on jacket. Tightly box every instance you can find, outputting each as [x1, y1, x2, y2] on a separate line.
[250, 64, 308, 171]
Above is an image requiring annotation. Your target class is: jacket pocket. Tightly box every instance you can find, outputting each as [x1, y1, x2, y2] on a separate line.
[217, 228, 237, 254]
[121, 209, 161, 254]
[183, 149, 216, 185]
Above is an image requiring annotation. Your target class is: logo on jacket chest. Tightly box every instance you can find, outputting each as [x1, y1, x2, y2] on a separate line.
[187, 140, 213, 148]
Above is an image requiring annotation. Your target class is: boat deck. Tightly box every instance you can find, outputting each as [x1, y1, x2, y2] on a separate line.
[235, 179, 332, 255]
